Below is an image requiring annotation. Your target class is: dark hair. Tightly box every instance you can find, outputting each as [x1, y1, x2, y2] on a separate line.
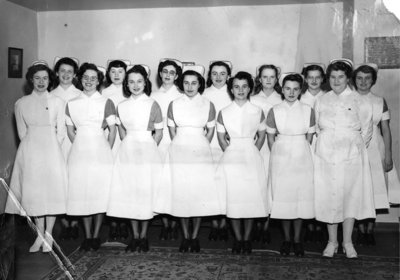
[157, 60, 182, 88]
[206, 61, 232, 88]
[178, 70, 206, 94]
[77, 63, 104, 91]
[326, 61, 353, 91]
[53, 57, 79, 88]
[301, 64, 326, 93]
[105, 60, 127, 86]
[352, 65, 377, 90]
[254, 64, 281, 94]
[282, 73, 304, 100]
[227, 71, 254, 100]
[26, 63, 56, 91]
[122, 65, 152, 97]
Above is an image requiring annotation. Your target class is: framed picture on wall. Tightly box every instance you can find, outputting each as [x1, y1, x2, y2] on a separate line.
[8, 47, 23, 78]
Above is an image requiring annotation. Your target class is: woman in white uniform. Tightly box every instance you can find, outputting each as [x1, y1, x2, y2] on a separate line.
[101, 60, 129, 241]
[108, 65, 163, 252]
[216, 71, 268, 254]
[154, 67, 223, 253]
[352, 64, 398, 246]
[66, 63, 117, 251]
[151, 59, 182, 241]
[250, 64, 282, 244]
[203, 60, 232, 242]
[300, 63, 326, 243]
[51, 56, 81, 240]
[6, 61, 67, 253]
[314, 59, 375, 259]
[267, 73, 315, 256]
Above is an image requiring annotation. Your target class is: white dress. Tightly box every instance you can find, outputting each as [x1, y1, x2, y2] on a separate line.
[204, 84, 232, 162]
[250, 91, 282, 182]
[102, 84, 127, 157]
[107, 94, 163, 220]
[216, 101, 269, 218]
[300, 90, 325, 109]
[151, 85, 182, 159]
[314, 87, 375, 223]
[5, 91, 67, 216]
[66, 92, 116, 215]
[267, 101, 315, 219]
[154, 94, 223, 217]
[51, 84, 81, 159]
[364, 92, 399, 207]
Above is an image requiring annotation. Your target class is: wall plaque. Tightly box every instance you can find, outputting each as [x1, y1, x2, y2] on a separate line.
[365, 36, 400, 69]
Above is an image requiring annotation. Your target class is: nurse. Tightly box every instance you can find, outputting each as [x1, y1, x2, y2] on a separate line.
[250, 64, 282, 244]
[314, 59, 375, 259]
[5, 61, 67, 253]
[102, 59, 130, 241]
[203, 60, 232, 242]
[51, 56, 81, 240]
[267, 73, 315, 256]
[352, 63, 398, 245]
[151, 58, 183, 241]
[107, 65, 163, 252]
[66, 63, 117, 251]
[216, 71, 269, 254]
[154, 66, 222, 253]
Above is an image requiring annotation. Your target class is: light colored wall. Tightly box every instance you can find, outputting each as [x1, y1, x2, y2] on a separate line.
[0, 0, 38, 211]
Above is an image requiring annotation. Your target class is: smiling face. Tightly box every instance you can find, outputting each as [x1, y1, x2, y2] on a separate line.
[259, 68, 277, 90]
[329, 70, 349, 94]
[282, 80, 301, 104]
[32, 70, 49, 93]
[355, 71, 373, 93]
[57, 64, 75, 86]
[232, 78, 250, 101]
[127, 72, 145, 97]
[183, 75, 200, 98]
[160, 65, 178, 87]
[109, 67, 126, 86]
[211, 65, 229, 89]
[305, 70, 323, 91]
[82, 69, 99, 93]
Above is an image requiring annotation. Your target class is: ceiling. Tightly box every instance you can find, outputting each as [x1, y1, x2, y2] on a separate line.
[6, 0, 341, 11]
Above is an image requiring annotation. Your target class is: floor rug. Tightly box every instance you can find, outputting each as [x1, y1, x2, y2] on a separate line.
[42, 244, 399, 280]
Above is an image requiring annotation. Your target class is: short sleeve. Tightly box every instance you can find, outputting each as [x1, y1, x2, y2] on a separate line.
[148, 101, 163, 130]
[258, 110, 267, 131]
[207, 102, 216, 128]
[167, 101, 176, 127]
[216, 111, 226, 133]
[382, 98, 390, 121]
[65, 103, 74, 126]
[308, 108, 316, 133]
[266, 109, 277, 134]
[104, 99, 116, 126]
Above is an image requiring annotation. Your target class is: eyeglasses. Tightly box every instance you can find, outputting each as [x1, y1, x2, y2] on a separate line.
[161, 69, 176, 76]
[82, 75, 98, 82]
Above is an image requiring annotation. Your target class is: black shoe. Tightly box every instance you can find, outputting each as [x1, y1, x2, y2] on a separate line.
[219, 227, 229, 241]
[262, 230, 271, 244]
[179, 238, 190, 253]
[139, 238, 149, 252]
[125, 239, 140, 252]
[293, 242, 305, 257]
[79, 238, 92, 252]
[159, 227, 168, 241]
[109, 226, 118, 241]
[70, 225, 79, 240]
[170, 226, 179, 241]
[242, 240, 252, 254]
[356, 231, 367, 246]
[190, 238, 200, 253]
[280, 241, 291, 256]
[120, 224, 129, 240]
[232, 240, 242, 254]
[91, 238, 101, 251]
[208, 228, 218, 241]
[366, 232, 376, 246]
[60, 226, 71, 240]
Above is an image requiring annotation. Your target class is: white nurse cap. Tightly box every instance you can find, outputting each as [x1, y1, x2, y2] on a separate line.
[183, 64, 205, 76]
[160, 58, 183, 69]
[53, 56, 79, 67]
[329, 58, 354, 69]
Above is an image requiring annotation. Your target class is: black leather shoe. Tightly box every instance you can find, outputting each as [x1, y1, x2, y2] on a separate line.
[179, 238, 190, 252]
[125, 238, 140, 252]
[232, 240, 242, 254]
[293, 242, 305, 256]
[190, 238, 200, 253]
[139, 238, 149, 252]
[91, 238, 101, 251]
[280, 241, 291, 256]
[79, 238, 92, 252]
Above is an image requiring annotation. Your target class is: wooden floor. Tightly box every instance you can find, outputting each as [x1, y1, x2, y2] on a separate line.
[2, 215, 399, 280]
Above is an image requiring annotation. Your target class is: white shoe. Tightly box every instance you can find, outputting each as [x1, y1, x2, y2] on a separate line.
[342, 243, 358, 259]
[29, 236, 44, 253]
[322, 241, 338, 258]
[42, 232, 54, 253]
